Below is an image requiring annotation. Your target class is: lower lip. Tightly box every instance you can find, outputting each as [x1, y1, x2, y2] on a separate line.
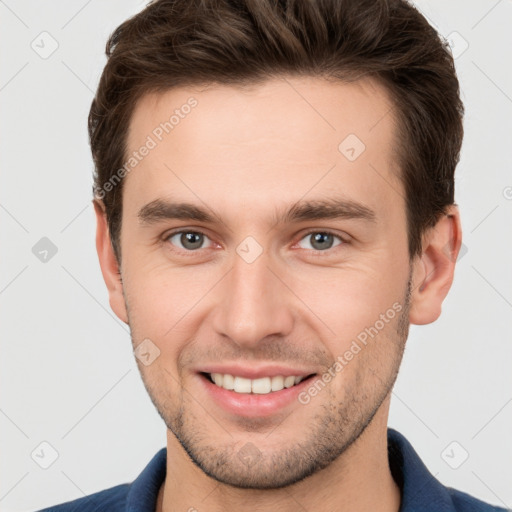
[198, 373, 316, 418]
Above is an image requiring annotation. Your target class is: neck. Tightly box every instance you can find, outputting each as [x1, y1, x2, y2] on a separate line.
[157, 402, 401, 512]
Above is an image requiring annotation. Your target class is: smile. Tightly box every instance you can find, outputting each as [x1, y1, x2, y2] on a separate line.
[206, 373, 313, 394]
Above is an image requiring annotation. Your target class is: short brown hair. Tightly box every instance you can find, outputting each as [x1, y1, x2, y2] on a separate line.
[89, 0, 464, 263]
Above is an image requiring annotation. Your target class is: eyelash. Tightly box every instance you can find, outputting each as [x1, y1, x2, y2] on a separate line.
[162, 229, 348, 256]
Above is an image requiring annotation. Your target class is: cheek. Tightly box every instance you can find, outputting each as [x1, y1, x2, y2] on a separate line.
[122, 258, 217, 345]
[288, 256, 407, 339]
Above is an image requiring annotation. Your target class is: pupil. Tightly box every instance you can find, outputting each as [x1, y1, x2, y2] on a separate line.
[311, 232, 332, 250]
[178, 232, 334, 251]
[182, 232, 202, 249]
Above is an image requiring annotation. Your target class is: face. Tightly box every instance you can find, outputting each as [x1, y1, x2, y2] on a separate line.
[107, 76, 416, 488]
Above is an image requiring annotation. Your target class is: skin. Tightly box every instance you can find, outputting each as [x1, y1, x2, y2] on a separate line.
[94, 76, 462, 512]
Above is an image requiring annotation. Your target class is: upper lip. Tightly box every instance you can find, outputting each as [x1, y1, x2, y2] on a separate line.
[196, 364, 317, 380]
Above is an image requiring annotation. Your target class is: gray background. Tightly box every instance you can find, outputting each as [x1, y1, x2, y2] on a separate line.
[1, 1, 511, 511]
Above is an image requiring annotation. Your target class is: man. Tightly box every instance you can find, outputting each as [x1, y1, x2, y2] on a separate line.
[38, 0, 507, 510]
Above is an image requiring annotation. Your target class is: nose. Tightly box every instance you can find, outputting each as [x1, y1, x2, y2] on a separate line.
[211, 247, 295, 349]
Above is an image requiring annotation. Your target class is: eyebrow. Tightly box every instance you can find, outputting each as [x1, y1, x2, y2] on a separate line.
[137, 197, 376, 227]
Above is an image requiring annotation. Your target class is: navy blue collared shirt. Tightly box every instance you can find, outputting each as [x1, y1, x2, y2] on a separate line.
[36, 428, 508, 511]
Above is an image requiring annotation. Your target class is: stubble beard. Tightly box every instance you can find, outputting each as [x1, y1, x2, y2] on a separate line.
[129, 275, 412, 489]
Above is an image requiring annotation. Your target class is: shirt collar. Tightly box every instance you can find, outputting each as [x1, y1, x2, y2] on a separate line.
[387, 427, 456, 511]
[126, 447, 166, 512]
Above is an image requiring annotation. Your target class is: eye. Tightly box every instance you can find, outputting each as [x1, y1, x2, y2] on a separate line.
[165, 230, 213, 251]
[163, 229, 346, 254]
[297, 231, 345, 252]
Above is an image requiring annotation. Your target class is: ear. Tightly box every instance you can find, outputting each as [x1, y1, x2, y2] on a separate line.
[409, 205, 462, 325]
[93, 200, 128, 324]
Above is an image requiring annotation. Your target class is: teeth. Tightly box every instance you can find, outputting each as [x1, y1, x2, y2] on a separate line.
[251, 377, 271, 394]
[284, 376, 295, 388]
[271, 375, 284, 391]
[209, 373, 308, 394]
[233, 376, 252, 393]
[222, 373, 235, 390]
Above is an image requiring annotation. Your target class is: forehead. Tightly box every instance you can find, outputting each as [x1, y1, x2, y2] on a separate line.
[123, 76, 403, 226]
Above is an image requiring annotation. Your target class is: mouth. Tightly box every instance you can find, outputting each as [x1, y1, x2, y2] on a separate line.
[195, 364, 320, 417]
[200, 372, 317, 394]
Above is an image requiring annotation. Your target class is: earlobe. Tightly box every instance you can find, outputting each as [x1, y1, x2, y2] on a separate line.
[409, 205, 463, 325]
[93, 200, 129, 324]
